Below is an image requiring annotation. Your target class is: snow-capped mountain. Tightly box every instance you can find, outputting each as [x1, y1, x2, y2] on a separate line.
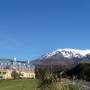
[32, 48, 90, 68]
[31, 48, 90, 71]
[40, 48, 90, 59]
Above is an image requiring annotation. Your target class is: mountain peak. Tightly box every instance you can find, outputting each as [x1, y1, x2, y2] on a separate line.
[56, 48, 90, 56]
[40, 48, 90, 59]
[32, 48, 90, 67]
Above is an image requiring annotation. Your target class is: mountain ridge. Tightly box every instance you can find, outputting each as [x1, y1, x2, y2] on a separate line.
[40, 48, 90, 59]
[32, 48, 90, 68]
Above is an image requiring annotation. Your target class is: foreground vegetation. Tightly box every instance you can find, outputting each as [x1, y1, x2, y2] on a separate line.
[0, 78, 85, 90]
[37, 68, 84, 90]
[67, 63, 90, 81]
[0, 63, 89, 90]
[0, 79, 37, 90]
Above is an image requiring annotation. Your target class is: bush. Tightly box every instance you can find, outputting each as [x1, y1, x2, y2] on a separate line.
[11, 71, 22, 79]
[37, 68, 84, 90]
[57, 82, 84, 90]
[67, 63, 90, 81]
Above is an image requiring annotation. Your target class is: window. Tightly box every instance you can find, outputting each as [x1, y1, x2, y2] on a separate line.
[3, 72, 6, 74]
[0, 72, 1, 74]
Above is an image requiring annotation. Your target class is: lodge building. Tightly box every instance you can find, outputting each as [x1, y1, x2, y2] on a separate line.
[0, 58, 35, 79]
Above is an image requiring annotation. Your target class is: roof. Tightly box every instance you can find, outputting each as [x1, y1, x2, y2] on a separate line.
[0, 59, 13, 62]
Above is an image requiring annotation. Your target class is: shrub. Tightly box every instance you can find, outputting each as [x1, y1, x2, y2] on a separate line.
[11, 71, 22, 79]
[37, 68, 84, 90]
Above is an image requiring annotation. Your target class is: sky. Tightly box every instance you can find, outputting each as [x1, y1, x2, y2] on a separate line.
[0, 0, 90, 60]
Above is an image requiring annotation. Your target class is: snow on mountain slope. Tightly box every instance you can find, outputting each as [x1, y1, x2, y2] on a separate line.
[40, 48, 90, 59]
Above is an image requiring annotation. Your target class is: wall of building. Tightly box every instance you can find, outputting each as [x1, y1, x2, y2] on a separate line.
[0, 69, 35, 80]
[0, 69, 12, 79]
[20, 71, 35, 79]
[0, 59, 35, 80]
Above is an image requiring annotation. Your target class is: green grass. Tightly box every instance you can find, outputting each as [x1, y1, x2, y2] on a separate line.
[0, 79, 37, 90]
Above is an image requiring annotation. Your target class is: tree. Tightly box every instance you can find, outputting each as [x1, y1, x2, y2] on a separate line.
[66, 63, 90, 81]
[11, 71, 22, 79]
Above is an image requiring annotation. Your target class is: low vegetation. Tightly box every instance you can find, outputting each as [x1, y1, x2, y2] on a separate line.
[37, 68, 84, 90]
[0, 79, 37, 90]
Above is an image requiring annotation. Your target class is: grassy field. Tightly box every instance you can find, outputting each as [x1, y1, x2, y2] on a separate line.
[0, 79, 37, 90]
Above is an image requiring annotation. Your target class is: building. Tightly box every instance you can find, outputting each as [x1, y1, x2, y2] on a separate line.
[0, 69, 12, 79]
[20, 70, 35, 79]
[0, 59, 35, 79]
[0, 69, 35, 79]
[0, 59, 31, 70]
